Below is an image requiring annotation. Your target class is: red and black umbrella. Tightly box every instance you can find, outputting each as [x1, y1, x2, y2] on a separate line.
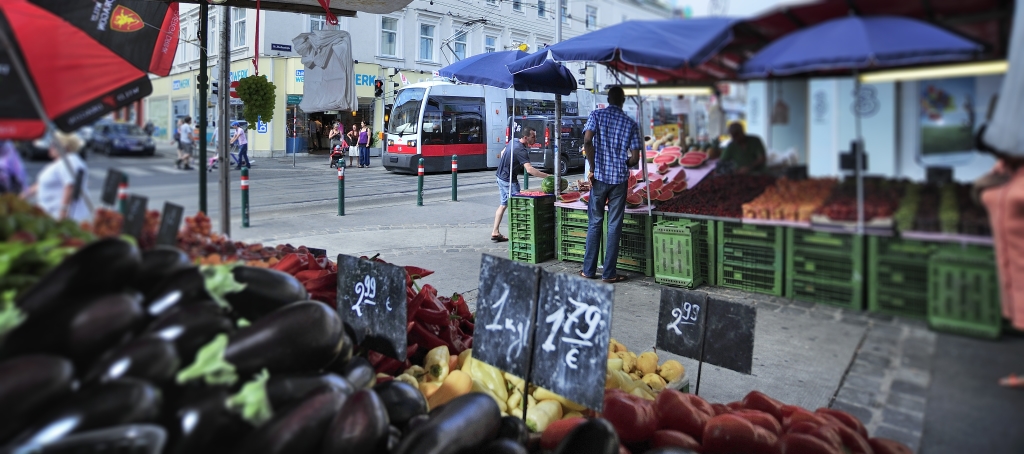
[0, 0, 180, 140]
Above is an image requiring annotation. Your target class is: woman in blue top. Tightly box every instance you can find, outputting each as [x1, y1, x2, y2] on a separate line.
[358, 121, 370, 168]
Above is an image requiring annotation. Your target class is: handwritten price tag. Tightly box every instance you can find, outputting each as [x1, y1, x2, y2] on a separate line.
[474, 255, 540, 379]
[336, 254, 407, 360]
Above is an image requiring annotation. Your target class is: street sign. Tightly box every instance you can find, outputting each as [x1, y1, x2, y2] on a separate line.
[229, 80, 240, 99]
[474, 254, 541, 380]
[257, 120, 268, 134]
[335, 254, 408, 360]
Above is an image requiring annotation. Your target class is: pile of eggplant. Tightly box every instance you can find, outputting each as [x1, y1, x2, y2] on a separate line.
[0, 238, 522, 454]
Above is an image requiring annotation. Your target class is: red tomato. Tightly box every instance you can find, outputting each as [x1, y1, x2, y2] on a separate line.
[733, 409, 783, 436]
[779, 433, 843, 454]
[541, 417, 587, 451]
[604, 389, 657, 444]
[816, 408, 869, 439]
[655, 389, 714, 441]
[742, 390, 786, 423]
[703, 414, 778, 454]
[869, 437, 914, 454]
[651, 430, 701, 451]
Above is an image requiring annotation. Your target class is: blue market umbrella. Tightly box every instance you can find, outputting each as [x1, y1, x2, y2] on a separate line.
[738, 15, 983, 234]
[438, 50, 577, 95]
[739, 15, 983, 78]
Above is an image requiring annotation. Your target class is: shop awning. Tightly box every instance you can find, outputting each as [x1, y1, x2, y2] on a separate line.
[156, 0, 414, 17]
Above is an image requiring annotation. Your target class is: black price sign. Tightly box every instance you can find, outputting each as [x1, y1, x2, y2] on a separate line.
[122, 195, 148, 240]
[656, 289, 756, 375]
[71, 169, 86, 204]
[335, 254, 408, 360]
[529, 271, 613, 412]
[308, 248, 327, 258]
[157, 202, 184, 246]
[101, 169, 126, 206]
[474, 254, 541, 379]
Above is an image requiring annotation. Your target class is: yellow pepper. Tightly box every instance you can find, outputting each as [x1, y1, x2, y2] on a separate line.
[467, 357, 508, 402]
[457, 348, 473, 370]
[424, 345, 451, 383]
[533, 387, 586, 412]
[525, 400, 563, 432]
[472, 378, 508, 413]
[404, 365, 428, 383]
[503, 372, 526, 394]
[427, 369, 473, 409]
[507, 387, 523, 411]
[394, 374, 419, 388]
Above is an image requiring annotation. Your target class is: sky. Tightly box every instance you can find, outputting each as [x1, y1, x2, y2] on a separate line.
[680, 0, 817, 18]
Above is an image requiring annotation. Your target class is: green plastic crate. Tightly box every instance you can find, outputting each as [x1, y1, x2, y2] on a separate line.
[717, 221, 784, 296]
[557, 206, 590, 227]
[557, 237, 590, 263]
[790, 278, 862, 309]
[610, 230, 652, 276]
[874, 289, 927, 318]
[719, 262, 784, 296]
[789, 229, 861, 256]
[867, 236, 936, 318]
[719, 222, 784, 249]
[658, 215, 716, 285]
[620, 212, 653, 235]
[510, 195, 555, 211]
[509, 227, 554, 243]
[653, 221, 703, 288]
[785, 229, 864, 310]
[508, 240, 555, 264]
[559, 223, 589, 242]
[928, 247, 1001, 339]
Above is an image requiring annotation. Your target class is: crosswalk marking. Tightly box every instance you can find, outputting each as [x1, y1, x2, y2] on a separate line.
[150, 166, 182, 174]
[120, 167, 152, 177]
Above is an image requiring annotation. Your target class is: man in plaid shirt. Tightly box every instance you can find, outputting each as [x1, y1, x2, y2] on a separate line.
[580, 86, 641, 283]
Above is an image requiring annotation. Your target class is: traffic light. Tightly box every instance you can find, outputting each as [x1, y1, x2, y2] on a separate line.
[374, 79, 384, 97]
[212, 81, 219, 96]
[384, 104, 393, 123]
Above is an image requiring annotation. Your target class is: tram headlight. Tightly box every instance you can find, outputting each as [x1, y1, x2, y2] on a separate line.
[407, 140, 417, 147]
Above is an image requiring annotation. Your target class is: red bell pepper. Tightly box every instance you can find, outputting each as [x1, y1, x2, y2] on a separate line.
[416, 306, 452, 326]
[452, 292, 473, 321]
[407, 286, 430, 323]
[727, 401, 745, 411]
[541, 417, 587, 451]
[310, 255, 332, 271]
[294, 269, 331, 282]
[778, 433, 843, 454]
[438, 319, 470, 354]
[460, 318, 474, 334]
[742, 390, 786, 423]
[788, 422, 843, 450]
[732, 409, 782, 436]
[409, 321, 449, 350]
[711, 403, 733, 416]
[271, 252, 310, 275]
[655, 388, 714, 441]
[404, 265, 434, 287]
[308, 290, 337, 308]
[815, 408, 868, 439]
[702, 414, 778, 454]
[303, 271, 337, 293]
[828, 422, 873, 454]
[869, 438, 913, 454]
[603, 389, 658, 444]
[651, 430, 700, 451]
[782, 405, 827, 431]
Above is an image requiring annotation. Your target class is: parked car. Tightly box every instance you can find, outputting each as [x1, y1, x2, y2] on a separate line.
[508, 115, 588, 175]
[91, 122, 156, 156]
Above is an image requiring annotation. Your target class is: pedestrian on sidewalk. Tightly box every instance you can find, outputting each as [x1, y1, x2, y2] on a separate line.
[358, 121, 371, 168]
[0, 140, 27, 195]
[490, 126, 549, 242]
[177, 117, 195, 170]
[172, 118, 183, 163]
[231, 122, 250, 170]
[580, 86, 640, 284]
[21, 132, 90, 222]
[346, 124, 359, 167]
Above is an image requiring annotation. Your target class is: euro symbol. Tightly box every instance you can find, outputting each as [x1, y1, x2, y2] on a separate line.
[565, 348, 580, 370]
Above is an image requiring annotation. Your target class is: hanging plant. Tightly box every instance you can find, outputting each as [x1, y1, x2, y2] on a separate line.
[236, 75, 276, 129]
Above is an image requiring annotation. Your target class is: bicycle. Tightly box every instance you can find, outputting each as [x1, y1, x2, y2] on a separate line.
[206, 144, 249, 172]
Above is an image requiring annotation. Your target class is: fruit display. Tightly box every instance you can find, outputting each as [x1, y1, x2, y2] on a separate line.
[813, 178, 903, 222]
[657, 174, 776, 218]
[742, 178, 837, 222]
[893, 182, 990, 236]
[541, 176, 569, 194]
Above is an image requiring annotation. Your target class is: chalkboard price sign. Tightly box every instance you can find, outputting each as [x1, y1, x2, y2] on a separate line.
[122, 195, 148, 240]
[530, 271, 613, 411]
[157, 202, 184, 246]
[335, 254, 408, 360]
[656, 288, 708, 361]
[101, 169, 126, 206]
[474, 254, 541, 379]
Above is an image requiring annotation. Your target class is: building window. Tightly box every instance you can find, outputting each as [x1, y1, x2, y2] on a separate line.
[190, 18, 199, 60]
[453, 30, 467, 60]
[381, 17, 398, 57]
[231, 7, 245, 48]
[419, 24, 435, 61]
[538, 0, 546, 17]
[208, 14, 217, 56]
[513, 0, 522, 12]
[561, 4, 569, 24]
[485, 35, 497, 53]
[310, 14, 340, 31]
[177, 20, 189, 65]
[586, 6, 597, 30]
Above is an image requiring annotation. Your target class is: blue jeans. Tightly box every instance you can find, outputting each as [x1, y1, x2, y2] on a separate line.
[583, 179, 627, 279]
[358, 145, 370, 167]
[236, 144, 250, 168]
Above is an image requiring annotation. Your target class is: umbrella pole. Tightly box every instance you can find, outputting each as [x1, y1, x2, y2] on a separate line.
[854, 69, 864, 235]
[634, 66, 651, 217]
[0, 20, 93, 213]
[508, 90, 516, 238]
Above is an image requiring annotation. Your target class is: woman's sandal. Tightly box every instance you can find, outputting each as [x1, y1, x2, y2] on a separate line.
[490, 234, 509, 243]
[602, 275, 628, 284]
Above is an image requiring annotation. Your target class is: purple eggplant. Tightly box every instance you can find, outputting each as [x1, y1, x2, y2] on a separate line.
[373, 381, 428, 429]
[225, 301, 344, 378]
[235, 386, 347, 454]
[14, 237, 140, 321]
[134, 246, 192, 295]
[141, 302, 234, 364]
[144, 267, 212, 318]
[341, 356, 376, 390]
[265, 373, 354, 409]
[226, 266, 308, 321]
[553, 418, 620, 454]
[164, 387, 251, 454]
[394, 393, 501, 454]
[479, 438, 529, 454]
[0, 355, 75, 443]
[84, 337, 180, 385]
[2, 379, 161, 451]
[64, 291, 145, 365]
[319, 389, 390, 454]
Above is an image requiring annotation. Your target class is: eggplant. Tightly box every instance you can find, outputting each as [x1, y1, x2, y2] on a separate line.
[226, 266, 308, 321]
[134, 246, 192, 295]
[226, 301, 343, 377]
[14, 237, 141, 320]
[404, 414, 430, 433]
[64, 291, 145, 364]
[394, 393, 502, 454]
[342, 356, 376, 390]
[319, 389, 389, 454]
[141, 302, 234, 364]
[164, 387, 251, 454]
[373, 380, 428, 429]
[495, 415, 530, 447]
[323, 331, 354, 374]
[479, 438, 529, 454]
[265, 373, 354, 410]
[234, 386, 346, 454]
[642, 449, 699, 454]
[553, 418, 620, 454]
[144, 267, 211, 318]
[2, 379, 162, 450]
[0, 355, 75, 443]
[386, 425, 402, 453]
[84, 337, 180, 385]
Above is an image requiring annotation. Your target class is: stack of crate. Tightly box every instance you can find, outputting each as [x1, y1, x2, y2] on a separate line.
[556, 206, 591, 263]
[653, 216, 716, 289]
[717, 221, 785, 296]
[867, 236, 936, 318]
[508, 195, 555, 264]
[606, 213, 653, 276]
[785, 229, 864, 310]
[928, 245, 1001, 339]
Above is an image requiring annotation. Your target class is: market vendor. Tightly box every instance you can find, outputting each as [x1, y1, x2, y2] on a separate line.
[719, 122, 767, 175]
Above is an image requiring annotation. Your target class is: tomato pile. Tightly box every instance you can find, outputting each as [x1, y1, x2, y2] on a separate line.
[657, 175, 777, 218]
[742, 178, 837, 222]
